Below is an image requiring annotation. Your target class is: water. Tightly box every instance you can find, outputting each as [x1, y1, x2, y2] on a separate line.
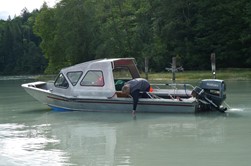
[0, 77, 251, 166]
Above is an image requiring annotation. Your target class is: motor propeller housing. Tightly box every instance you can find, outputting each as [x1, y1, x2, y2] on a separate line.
[192, 79, 227, 112]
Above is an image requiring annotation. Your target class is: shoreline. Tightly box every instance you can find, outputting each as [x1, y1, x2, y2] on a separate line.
[1, 69, 250, 81]
[145, 69, 251, 81]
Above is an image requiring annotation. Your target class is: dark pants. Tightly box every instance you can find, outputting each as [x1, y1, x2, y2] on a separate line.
[131, 86, 150, 110]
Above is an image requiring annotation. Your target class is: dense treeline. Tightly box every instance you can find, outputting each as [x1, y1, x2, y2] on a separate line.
[0, 9, 47, 75]
[1, 0, 251, 75]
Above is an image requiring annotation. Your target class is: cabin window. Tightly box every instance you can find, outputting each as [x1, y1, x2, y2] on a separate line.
[80, 70, 104, 87]
[113, 67, 132, 80]
[54, 73, 69, 88]
[113, 67, 132, 90]
[67, 71, 83, 86]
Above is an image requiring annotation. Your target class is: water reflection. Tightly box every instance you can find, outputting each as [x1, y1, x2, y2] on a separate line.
[1, 79, 251, 166]
[146, 112, 227, 144]
[0, 123, 71, 166]
[35, 112, 228, 165]
[0, 109, 249, 166]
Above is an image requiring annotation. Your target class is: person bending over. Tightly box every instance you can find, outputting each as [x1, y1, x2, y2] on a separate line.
[122, 78, 150, 117]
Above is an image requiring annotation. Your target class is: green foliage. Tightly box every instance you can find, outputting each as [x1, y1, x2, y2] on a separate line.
[1, 0, 250, 75]
[0, 8, 46, 75]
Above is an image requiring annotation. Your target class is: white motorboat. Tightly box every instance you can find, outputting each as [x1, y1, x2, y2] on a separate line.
[22, 58, 227, 113]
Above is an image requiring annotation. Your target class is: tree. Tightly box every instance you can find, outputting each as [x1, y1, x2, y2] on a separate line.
[33, 3, 60, 73]
[32, 0, 251, 74]
[0, 8, 46, 75]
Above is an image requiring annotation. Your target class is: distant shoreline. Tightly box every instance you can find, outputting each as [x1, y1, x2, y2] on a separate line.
[145, 69, 251, 81]
[1, 68, 250, 81]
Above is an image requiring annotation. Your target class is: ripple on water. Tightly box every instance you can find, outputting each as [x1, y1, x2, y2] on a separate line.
[0, 123, 72, 166]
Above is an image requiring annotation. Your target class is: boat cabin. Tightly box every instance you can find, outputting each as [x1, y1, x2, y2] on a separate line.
[51, 58, 141, 99]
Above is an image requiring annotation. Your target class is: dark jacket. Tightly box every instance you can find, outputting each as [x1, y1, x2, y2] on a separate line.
[125, 78, 150, 110]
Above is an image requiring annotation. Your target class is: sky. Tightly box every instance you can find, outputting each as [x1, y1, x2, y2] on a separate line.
[0, 0, 59, 20]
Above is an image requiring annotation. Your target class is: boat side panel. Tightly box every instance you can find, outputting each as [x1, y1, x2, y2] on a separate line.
[22, 83, 197, 113]
[47, 96, 197, 113]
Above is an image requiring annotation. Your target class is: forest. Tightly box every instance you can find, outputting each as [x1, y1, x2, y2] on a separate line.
[0, 0, 250, 75]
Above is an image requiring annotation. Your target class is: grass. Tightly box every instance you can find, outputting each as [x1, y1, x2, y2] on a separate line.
[145, 68, 251, 81]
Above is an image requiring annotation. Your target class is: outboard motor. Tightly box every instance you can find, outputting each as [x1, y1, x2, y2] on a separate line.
[192, 79, 227, 112]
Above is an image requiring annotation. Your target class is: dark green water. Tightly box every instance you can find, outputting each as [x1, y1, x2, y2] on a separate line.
[0, 77, 251, 166]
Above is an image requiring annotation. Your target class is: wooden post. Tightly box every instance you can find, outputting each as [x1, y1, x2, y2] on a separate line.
[211, 53, 216, 79]
[145, 57, 149, 80]
[172, 57, 176, 83]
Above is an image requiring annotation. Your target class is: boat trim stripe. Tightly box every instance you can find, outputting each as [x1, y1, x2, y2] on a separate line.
[47, 95, 69, 102]
[47, 95, 195, 107]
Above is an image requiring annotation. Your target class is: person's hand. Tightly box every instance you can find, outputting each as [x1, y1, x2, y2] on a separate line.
[132, 110, 136, 119]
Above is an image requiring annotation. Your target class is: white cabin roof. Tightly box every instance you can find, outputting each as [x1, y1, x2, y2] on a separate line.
[52, 58, 141, 98]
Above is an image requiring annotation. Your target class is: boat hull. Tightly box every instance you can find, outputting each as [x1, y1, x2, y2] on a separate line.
[22, 84, 197, 113]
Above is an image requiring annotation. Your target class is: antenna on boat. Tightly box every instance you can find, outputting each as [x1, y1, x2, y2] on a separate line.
[211, 53, 216, 79]
[165, 57, 183, 83]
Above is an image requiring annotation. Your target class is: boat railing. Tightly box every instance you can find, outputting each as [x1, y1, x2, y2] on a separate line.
[151, 83, 194, 90]
[150, 83, 194, 99]
[146, 92, 164, 99]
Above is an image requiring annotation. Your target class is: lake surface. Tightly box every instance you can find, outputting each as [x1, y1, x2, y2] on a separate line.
[0, 77, 251, 166]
